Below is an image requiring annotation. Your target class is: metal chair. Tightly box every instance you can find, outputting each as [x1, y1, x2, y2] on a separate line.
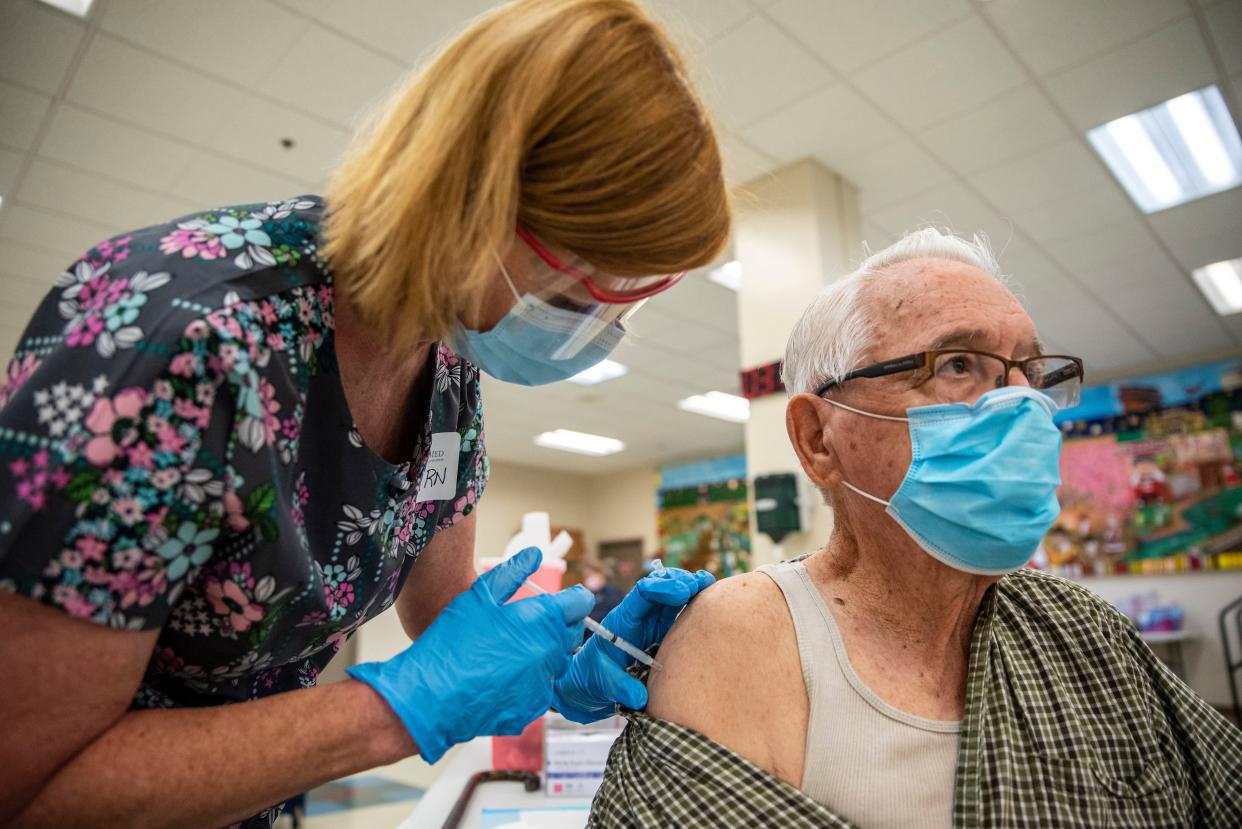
[1219, 595, 1242, 724]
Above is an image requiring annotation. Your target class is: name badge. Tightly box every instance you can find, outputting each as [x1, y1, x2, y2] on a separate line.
[415, 431, 461, 503]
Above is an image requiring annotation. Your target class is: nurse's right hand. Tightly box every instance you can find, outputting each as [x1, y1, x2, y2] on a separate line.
[347, 547, 592, 763]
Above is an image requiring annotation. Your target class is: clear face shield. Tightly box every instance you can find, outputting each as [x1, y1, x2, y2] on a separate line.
[507, 228, 686, 359]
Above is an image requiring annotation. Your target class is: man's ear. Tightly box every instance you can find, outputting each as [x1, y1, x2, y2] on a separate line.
[785, 394, 842, 492]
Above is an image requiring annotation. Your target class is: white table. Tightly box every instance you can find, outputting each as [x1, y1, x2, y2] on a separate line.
[398, 738, 594, 829]
[1141, 629, 1197, 679]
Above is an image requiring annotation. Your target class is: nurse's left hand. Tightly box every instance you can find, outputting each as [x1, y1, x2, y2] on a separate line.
[551, 567, 714, 723]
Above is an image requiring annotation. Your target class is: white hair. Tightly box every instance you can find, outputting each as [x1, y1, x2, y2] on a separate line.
[782, 227, 1004, 396]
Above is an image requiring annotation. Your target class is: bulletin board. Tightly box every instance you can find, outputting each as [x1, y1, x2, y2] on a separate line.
[657, 478, 751, 577]
[1040, 359, 1242, 577]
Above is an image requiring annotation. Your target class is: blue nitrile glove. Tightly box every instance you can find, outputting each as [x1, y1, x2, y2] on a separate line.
[347, 547, 593, 763]
[551, 567, 715, 723]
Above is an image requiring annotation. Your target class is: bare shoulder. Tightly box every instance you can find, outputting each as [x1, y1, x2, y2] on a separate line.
[647, 570, 808, 785]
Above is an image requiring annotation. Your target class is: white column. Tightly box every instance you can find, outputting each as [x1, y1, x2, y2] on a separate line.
[736, 159, 861, 567]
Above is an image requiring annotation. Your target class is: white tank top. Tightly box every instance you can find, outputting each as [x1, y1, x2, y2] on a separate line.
[759, 560, 960, 828]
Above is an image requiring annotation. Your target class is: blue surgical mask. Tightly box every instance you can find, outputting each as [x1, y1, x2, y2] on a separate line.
[825, 386, 1063, 575]
[450, 263, 626, 386]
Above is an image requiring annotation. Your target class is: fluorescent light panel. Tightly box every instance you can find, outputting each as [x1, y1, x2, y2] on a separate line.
[534, 429, 625, 456]
[566, 359, 627, 385]
[1192, 258, 1242, 315]
[1087, 86, 1242, 213]
[37, 0, 94, 17]
[677, 391, 750, 423]
[708, 260, 742, 291]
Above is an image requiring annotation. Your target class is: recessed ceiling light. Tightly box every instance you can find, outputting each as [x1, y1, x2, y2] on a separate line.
[534, 429, 625, 456]
[566, 359, 627, 385]
[1192, 258, 1242, 315]
[1087, 85, 1242, 213]
[677, 391, 750, 423]
[36, 0, 94, 18]
[708, 260, 743, 291]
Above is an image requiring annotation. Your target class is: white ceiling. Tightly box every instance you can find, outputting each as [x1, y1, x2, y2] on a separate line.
[1, 0, 1240, 475]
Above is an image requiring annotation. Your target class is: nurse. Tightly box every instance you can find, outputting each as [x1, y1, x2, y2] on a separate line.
[0, 0, 729, 826]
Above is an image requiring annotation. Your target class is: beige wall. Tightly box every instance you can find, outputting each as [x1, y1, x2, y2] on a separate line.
[583, 465, 661, 555]
[474, 460, 596, 559]
[473, 460, 659, 559]
[355, 459, 662, 665]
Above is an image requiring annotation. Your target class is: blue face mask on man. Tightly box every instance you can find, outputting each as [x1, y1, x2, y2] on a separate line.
[824, 386, 1063, 575]
[450, 259, 626, 386]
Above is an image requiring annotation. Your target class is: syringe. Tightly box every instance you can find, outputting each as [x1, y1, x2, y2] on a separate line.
[522, 578, 663, 671]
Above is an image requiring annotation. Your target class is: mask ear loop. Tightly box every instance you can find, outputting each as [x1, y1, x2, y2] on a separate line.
[820, 396, 909, 422]
[840, 480, 891, 506]
[819, 394, 906, 506]
[494, 253, 523, 303]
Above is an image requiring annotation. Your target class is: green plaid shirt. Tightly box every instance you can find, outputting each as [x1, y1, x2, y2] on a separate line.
[590, 569, 1242, 827]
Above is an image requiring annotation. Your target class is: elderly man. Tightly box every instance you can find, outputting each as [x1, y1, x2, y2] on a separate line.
[590, 228, 1242, 828]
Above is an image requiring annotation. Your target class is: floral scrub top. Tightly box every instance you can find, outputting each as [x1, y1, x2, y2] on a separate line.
[0, 196, 489, 828]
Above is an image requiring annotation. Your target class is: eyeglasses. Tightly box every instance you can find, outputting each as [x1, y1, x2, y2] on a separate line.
[517, 227, 685, 304]
[815, 349, 1085, 408]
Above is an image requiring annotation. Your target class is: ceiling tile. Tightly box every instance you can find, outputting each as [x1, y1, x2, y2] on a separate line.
[625, 307, 735, 354]
[869, 182, 1012, 244]
[308, 0, 497, 66]
[1099, 276, 1237, 357]
[262, 26, 408, 128]
[1146, 189, 1242, 270]
[1232, 73, 1242, 121]
[66, 35, 238, 146]
[1029, 297, 1156, 371]
[0, 81, 51, 150]
[38, 104, 196, 190]
[700, 15, 833, 130]
[999, 244, 1079, 315]
[643, 273, 740, 336]
[982, 0, 1188, 77]
[851, 17, 1026, 130]
[0, 0, 84, 95]
[1163, 227, 1242, 273]
[1086, 249, 1188, 296]
[970, 138, 1115, 215]
[742, 82, 902, 168]
[0, 205, 121, 259]
[862, 220, 896, 248]
[1008, 181, 1134, 245]
[765, 0, 969, 75]
[205, 96, 349, 185]
[1146, 188, 1242, 246]
[97, 0, 307, 86]
[646, 0, 753, 45]
[171, 156, 315, 210]
[1043, 19, 1216, 129]
[1044, 215, 1166, 273]
[835, 137, 952, 210]
[716, 132, 778, 187]
[17, 160, 186, 232]
[0, 147, 22, 195]
[1204, 0, 1242, 76]
[918, 85, 1070, 175]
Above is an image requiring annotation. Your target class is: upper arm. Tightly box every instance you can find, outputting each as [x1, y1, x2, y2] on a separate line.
[646, 571, 808, 785]
[394, 511, 477, 640]
[0, 590, 158, 821]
